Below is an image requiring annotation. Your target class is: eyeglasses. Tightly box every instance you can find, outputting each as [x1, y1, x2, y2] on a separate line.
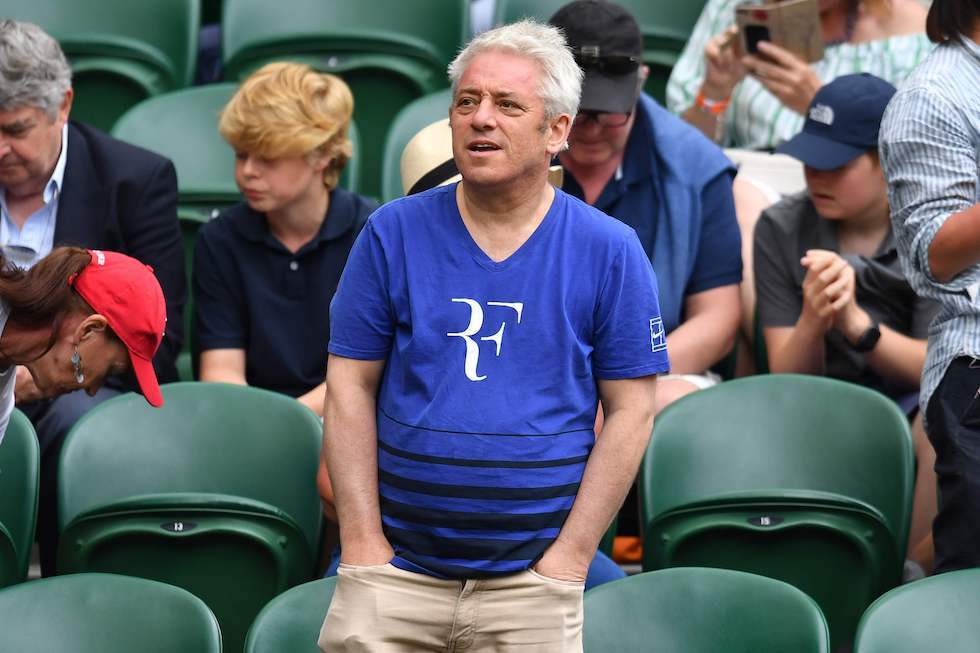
[573, 111, 632, 128]
[573, 47, 640, 75]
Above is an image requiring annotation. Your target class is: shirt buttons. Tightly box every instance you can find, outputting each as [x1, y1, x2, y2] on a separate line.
[289, 261, 299, 271]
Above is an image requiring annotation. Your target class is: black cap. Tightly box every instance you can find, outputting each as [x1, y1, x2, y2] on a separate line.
[549, 0, 643, 114]
[775, 73, 897, 171]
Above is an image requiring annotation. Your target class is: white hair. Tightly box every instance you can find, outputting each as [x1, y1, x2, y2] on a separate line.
[447, 20, 582, 121]
[0, 20, 72, 118]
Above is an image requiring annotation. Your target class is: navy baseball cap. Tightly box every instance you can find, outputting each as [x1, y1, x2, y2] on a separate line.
[775, 73, 897, 171]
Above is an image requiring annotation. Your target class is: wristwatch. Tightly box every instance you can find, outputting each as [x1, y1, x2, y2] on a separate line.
[850, 322, 881, 353]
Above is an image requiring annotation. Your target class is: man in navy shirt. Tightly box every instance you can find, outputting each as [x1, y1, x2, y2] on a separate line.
[318, 19, 668, 653]
[552, 1, 742, 414]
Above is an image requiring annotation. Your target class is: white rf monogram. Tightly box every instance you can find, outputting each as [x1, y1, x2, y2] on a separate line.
[446, 298, 524, 381]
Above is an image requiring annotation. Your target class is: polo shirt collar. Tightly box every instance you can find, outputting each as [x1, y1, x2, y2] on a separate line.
[233, 187, 357, 250]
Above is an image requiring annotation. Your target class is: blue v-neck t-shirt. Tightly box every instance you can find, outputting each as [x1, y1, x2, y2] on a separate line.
[329, 183, 670, 578]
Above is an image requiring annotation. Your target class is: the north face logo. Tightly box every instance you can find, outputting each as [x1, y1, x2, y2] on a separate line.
[809, 104, 834, 126]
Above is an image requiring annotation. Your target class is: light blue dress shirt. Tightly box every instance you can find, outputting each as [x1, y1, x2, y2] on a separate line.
[880, 36, 980, 415]
[0, 122, 67, 269]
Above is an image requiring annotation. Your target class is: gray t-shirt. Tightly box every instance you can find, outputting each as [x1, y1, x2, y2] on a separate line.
[754, 192, 938, 399]
[0, 300, 15, 445]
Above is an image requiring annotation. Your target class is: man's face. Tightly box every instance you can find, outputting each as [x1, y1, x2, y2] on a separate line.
[0, 94, 70, 194]
[561, 107, 636, 171]
[450, 50, 569, 189]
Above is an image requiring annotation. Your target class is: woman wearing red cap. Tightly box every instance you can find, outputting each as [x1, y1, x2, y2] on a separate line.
[0, 246, 166, 444]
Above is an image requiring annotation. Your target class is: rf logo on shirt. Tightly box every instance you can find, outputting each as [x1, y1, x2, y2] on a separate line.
[447, 298, 524, 381]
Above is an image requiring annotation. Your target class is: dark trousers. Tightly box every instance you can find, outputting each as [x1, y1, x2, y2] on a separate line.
[925, 356, 980, 574]
[20, 387, 122, 576]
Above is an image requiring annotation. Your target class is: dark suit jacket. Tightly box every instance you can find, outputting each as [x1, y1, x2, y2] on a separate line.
[55, 121, 185, 384]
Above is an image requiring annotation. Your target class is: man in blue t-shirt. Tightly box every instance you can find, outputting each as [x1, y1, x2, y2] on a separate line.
[318, 20, 669, 653]
[551, 1, 742, 415]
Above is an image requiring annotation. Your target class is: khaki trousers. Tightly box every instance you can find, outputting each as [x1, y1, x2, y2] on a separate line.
[318, 562, 584, 652]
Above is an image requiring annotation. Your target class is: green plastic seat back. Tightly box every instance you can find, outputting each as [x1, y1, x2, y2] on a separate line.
[493, 0, 707, 103]
[855, 568, 980, 653]
[58, 382, 323, 552]
[245, 577, 337, 652]
[584, 567, 829, 652]
[380, 88, 454, 202]
[112, 84, 241, 204]
[0, 572, 221, 652]
[8, 0, 200, 129]
[57, 383, 323, 650]
[223, 0, 469, 78]
[222, 0, 466, 200]
[0, 410, 39, 586]
[640, 374, 914, 649]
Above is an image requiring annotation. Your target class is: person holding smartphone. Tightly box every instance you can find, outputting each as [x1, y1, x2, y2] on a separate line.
[669, 0, 929, 149]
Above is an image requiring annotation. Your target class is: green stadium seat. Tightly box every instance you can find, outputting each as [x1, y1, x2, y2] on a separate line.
[0, 573, 221, 652]
[493, 0, 708, 103]
[56, 382, 323, 652]
[640, 375, 914, 650]
[0, 410, 38, 587]
[244, 577, 337, 653]
[854, 568, 980, 653]
[222, 0, 470, 199]
[584, 567, 830, 652]
[380, 89, 453, 202]
[7, 0, 200, 131]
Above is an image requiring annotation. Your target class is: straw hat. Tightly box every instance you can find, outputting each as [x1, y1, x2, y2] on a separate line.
[400, 118, 564, 196]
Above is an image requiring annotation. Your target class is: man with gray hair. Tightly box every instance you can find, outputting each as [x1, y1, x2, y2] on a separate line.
[0, 19, 184, 575]
[319, 19, 668, 651]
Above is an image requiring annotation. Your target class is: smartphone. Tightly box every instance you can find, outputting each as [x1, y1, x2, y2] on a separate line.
[735, 0, 824, 63]
[743, 24, 771, 55]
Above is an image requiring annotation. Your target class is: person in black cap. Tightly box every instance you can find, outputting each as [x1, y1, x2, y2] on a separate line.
[755, 73, 938, 574]
[549, 0, 742, 416]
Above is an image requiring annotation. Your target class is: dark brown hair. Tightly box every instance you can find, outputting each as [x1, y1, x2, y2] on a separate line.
[926, 0, 980, 43]
[0, 246, 93, 329]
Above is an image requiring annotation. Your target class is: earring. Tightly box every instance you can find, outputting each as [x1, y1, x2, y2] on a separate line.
[71, 348, 85, 384]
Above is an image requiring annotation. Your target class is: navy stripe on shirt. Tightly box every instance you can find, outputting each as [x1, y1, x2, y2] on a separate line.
[379, 470, 580, 500]
[380, 496, 570, 531]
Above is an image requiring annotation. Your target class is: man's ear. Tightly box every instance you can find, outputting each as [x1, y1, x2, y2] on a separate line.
[58, 88, 74, 127]
[546, 113, 573, 156]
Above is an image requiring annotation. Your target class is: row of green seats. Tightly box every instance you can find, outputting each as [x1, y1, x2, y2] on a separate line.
[4, 564, 976, 652]
[0, 374, 924, 650]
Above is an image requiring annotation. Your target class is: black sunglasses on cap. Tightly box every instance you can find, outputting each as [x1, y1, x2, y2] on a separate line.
[573, 46, 640, 75]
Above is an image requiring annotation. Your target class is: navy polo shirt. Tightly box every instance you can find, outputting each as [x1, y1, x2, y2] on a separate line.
[193, 187, 377, 397]
[562, 96, 741, 332]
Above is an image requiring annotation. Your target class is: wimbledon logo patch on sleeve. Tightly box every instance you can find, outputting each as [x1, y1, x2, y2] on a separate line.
[649, 317, 667, 353]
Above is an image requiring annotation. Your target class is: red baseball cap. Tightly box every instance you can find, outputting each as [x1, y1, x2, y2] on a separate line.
[70, 250, 167, 407]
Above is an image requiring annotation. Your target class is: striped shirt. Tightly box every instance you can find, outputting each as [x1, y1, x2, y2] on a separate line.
[666, 0, 933, 149]
[879, 37, 980, 415]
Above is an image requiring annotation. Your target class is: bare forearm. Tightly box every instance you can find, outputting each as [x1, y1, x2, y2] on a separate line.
[928, 202, 980, 282]
[553, 399, 655, 558]
[666, 314, 737, 375]
[768, 322, 826, 376]
[323, 379, 386, 547]
[862, 327, 927, 389]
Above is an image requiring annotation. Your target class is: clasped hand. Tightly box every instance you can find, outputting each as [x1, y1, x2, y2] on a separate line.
[800, 249, 871, 340]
